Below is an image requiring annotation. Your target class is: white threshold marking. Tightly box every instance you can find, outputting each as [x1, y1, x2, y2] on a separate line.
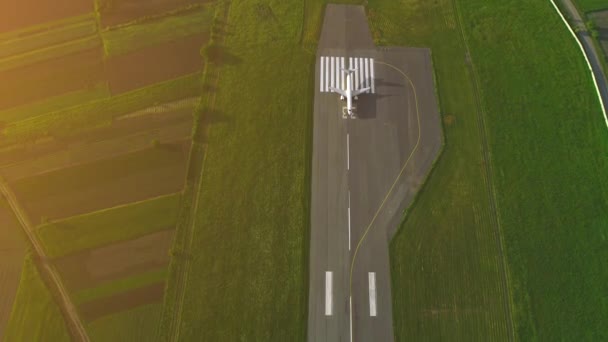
[330, 57, 335, 90]
[348, 191, 351, 251]
[325, 271, 333, 316]
[320, 57, 324, 92]
[349, 296, 353, 342]
[369, 272, 377, 317]
[370, 58, 375, 94]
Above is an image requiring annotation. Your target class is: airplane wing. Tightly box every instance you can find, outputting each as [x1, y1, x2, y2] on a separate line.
[329, 86, 347, 98]
[352, 87, 370, 96]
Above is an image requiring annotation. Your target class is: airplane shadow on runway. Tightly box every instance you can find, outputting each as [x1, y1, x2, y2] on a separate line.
[355, 78, 402, 119]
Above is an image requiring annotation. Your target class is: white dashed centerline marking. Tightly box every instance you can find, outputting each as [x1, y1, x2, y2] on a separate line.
[348, 190, 351, 251]
[369, 272, 377, 317]
[325, 271, 333, 316]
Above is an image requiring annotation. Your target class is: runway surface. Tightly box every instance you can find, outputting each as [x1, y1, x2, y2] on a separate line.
[307, 4, 443, 342]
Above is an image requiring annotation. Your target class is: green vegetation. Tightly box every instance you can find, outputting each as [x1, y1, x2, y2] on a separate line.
[369, 0, 608, 340]
[74, 269, 167, 304]
[102, 6, 215, 57]
[458, 0, 608, 340]
[88, 303, 162, 342]
[366, 0, 512, 340]
[0, 35, 101, 73]
[160, 0, 318, 339]
[576, 0, 608, 12]
[0, 83, 110, 123]
[0, 14, 98, 59]
[4, 256, 70, 342]
[36, 192, 180, 257]
[2, 72, 201, 145]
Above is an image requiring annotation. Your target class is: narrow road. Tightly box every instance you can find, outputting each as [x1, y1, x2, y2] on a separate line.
[559, 0, 608, 120]
[0, 178, 90, 342]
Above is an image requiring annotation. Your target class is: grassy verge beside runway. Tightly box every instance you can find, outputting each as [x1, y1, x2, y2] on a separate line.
[1, 72, 201, 145]
[458, 0, 608, 340]
[102, 6, 215, 57]
[367, 0, 512, 340]
[87, 303, 162, 341]
[160, 0, 326, 339]
[36, 192, 181, 257]
[3, 256, 70, 342]
[576, 0, 608, 12]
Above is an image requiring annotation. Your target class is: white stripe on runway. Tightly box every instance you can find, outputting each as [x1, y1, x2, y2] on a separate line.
[359, 58, 365, 89]
[364, 58, 370, 91]
[348, 190, 351, 251]
[320, 57, 324, 92]
[325, 57, 329, 92]
[341, 57, 345, 89]
[370, 58, 375, 94]
[325, 271, 333, 316]
[369, 272, 377, 317]
[354, 58, 359, 90]
[336, 57, 340, 93]
[330, 57, 335, 91]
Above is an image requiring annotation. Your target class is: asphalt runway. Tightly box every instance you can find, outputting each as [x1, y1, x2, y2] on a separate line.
[307, 5, 443, 342]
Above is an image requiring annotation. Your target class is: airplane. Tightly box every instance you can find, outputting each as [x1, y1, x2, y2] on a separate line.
[329, 68, 370, 118]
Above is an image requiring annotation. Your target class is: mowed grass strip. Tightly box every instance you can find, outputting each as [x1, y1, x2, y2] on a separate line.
[73, 268, 168, 304]
[458, 0, 608, 340]
[576, 0, 608, 12]
[163, 0, 311, 339]
[87, 303, 163, 342]
[0, 83, 110, 123]
[0, 14, 98, 59]
[366, 0, 512, 340]
[36, 192, 181, 258]
[102, 6, 215, 57]
[2, 72, 201, 144]
[3, 256, 70, 342]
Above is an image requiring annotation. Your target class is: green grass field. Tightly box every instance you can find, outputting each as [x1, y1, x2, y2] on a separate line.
[160, 0, 324, 339]
[576, 0, 608, 12]
[36, 192, 181, 257]
[3, 256, 70, 342]
[2, 72, 201, 145]
[367, 0, 512, 340]
[0, 83, 110, 123]
[457, 0, 608, 340]
[102, 6, 215, 57]
[88, 303, 162, 342]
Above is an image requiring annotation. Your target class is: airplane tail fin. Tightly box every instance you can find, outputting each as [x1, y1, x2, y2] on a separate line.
[340, 68, 357, 75]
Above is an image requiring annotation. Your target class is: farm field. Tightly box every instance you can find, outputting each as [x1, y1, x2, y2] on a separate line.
[160, 0, 316, 339]
[99, 0, 212, 27]
[106, 35, 207, 94]
[102, 6, 214, 57]
[0, 0, 93, 33]
[37, 194, 179, 257]
[11, 141, 189, 224]
[87, 303, 163, 341]
[3, 256, 70, 342]
[457, 0, 608, 340]
[0, 199, 26, 336]
[366, 0, 513, 340]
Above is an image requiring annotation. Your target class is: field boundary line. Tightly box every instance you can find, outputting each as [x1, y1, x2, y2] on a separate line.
[453, 0, 515, 339]
[550, 0, 608, 129]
